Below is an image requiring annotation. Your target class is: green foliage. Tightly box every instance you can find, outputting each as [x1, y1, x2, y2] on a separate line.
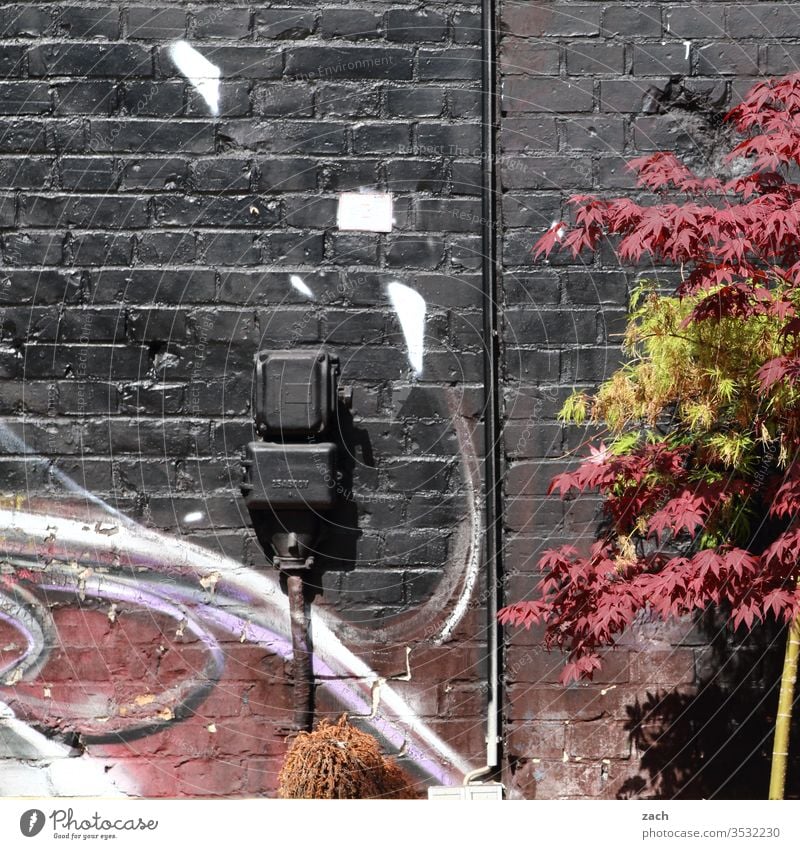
[561, 279, 798, 475]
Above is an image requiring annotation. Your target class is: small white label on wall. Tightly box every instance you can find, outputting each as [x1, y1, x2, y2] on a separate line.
[337, 192, 393, 232]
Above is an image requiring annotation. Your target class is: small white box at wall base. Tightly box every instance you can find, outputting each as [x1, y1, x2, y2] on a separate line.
[336, 192, 393, 232]
[428, 783, 505, 800]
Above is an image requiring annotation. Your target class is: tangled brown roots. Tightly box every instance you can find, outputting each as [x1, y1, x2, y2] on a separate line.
[278, 715, 419, 799]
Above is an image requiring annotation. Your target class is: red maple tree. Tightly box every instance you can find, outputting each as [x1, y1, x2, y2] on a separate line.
[499, 74, 800, 693]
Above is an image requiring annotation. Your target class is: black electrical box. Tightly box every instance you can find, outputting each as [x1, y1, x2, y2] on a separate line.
[241, 442, 337, 510]
[253, 351, 338, 438]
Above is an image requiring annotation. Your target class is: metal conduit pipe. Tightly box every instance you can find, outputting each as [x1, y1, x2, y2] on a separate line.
[463, 0, 503, 786]
[286, 572, 314, 731]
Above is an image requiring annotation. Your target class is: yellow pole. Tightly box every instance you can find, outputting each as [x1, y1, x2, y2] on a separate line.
[769, 604, 800, 799]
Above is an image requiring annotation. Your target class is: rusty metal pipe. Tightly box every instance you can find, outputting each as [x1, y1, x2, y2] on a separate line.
[286, 572, 314, 731]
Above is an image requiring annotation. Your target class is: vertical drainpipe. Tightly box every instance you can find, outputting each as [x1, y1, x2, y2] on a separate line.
[464, 0, 503, 784]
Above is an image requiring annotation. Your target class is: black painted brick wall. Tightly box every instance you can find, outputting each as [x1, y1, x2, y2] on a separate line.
[0, 2, 485, 627]
[498, 2, 800, 798]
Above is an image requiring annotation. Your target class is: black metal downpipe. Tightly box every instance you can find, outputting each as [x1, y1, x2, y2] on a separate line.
[463, 0, 504, 785]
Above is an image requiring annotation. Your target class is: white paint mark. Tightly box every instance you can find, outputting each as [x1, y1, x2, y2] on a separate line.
[290, 274, 314, 299]
[168, 40, 220, 116]
[337, 192, 393, 232]
[0, 703, 136, 796]
[182, 511, 204, 523]
[387, 281, 426, 375]
[432, 405, 482, 644]
[683, 40, 692, 61]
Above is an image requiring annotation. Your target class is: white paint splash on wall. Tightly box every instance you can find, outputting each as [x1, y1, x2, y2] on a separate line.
[0, 703, 136, 796]
[290, 274, 314, 299]
[168, 41, 220, 116]
[387, 282, 426, 375]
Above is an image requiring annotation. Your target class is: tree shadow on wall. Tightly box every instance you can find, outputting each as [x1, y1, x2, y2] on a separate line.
[618, 612, 800, 800]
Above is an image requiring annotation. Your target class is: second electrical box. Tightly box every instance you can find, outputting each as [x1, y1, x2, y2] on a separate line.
[241, 442, 337, 510]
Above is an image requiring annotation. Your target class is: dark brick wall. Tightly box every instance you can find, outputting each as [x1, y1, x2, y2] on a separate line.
[2, 0, 795, 801]
[498, 2, 800, 799]
[0, 2, 488, 797]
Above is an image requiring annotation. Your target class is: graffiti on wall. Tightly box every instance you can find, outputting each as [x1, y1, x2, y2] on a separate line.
[0, 403, 482, 796]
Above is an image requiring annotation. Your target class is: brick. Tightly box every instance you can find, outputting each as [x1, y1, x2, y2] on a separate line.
[448, 89, 482, 119]
[319, 9, 380, 40]
[503, 270, 561, 305]
[353, 123, 411, 154]
[452, 11, 482, 45]
[603, 6, 662, 38]
[128, 7, 186, 39]
[254, 8, 315, 39]
[503, 77, 594, 113]
[762, 45, 800, 76]
[254, 83, 314, 117]
[500, 39, 560, 76]
[154, 195, 280, 228]
[416, 121, 481, 155]
[20, 194, 148, 229]
[29, 43, 152, 77]
[561, 116, 625, 152]
[565, 270, 627, 305]
[256, 157, 317, 191]
[319, 158, 380, 190]
[415, 198, 482, 232]
[57, 6, 120, 39]
[561, 346, 626, 382]
[599, 78, 669, 113]
[632, 43, 691, 76]
[121, 81, 185, 117]
[54, 81, 118, 116]
[4, 232, 65, 266]
[0, 121, 48, 155]
[385, 86, 446, 118]
[316, 82, 380, 117]
[565, 42, 627, 75]
[285, 47, 414, 81]
[87, 120, 215, 153]
[418, 47, 482, 80]
[450, 159, 481, 194]
[568, 720, 632, 759]
[665, 6, 725, 38]
[0, 5, 53, 37]
[192, 157, 253, 192]
[502, 4, 602, 38]
[386, 159, 446, 192]
[632, 649, 696, 685]
[121, 157, 190, 190]
[725, 5, 800, 38]
[500, 116, 559, 151]
[386, 9, 447, 42]
[0, 46, 25, 75]
[341, 570, 404, 605]
[192, 7, 252, 40]
[0, 157, 52, 190]
[631, 115, 698, 154]
[218, 120, 346, 154]
[137, 231, 196, 265]
[506, 721, 566, 758]
[0, 82, 50, 115]
[502, 193, 561, 229]
[695, 43, 759, 76]
[385, 235, 446, 268]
